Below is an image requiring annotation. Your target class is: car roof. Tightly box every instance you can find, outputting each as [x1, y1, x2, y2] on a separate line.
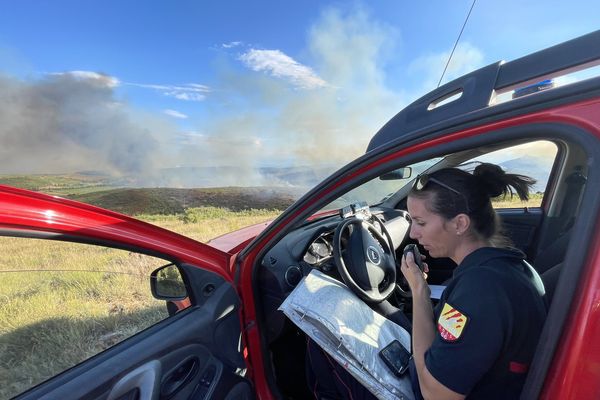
[367, 29, 600, 152]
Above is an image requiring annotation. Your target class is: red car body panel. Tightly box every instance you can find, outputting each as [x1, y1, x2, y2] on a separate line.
[0, 185, 233, 281]
[541, 221, 600, 399]
[208, 221, 272, 254]
[237, 98, 600, 399]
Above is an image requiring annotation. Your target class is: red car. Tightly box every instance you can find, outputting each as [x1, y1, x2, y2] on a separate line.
[2, 31, 600, 400]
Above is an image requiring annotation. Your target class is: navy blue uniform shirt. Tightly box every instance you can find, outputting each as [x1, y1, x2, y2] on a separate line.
[424, 247, 547, 399]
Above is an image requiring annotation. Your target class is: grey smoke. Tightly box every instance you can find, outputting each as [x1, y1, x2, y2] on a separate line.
[200, 7, 406, 173]
[0, 8, 406, 187]
[0, 73, 162, 175]
[1, 7, 486, 189]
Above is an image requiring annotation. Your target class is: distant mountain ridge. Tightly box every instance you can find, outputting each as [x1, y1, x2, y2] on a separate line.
[498, 157, 553, 193]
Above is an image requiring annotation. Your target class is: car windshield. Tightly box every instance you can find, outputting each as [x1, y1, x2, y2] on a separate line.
[319, 158, 443, 212]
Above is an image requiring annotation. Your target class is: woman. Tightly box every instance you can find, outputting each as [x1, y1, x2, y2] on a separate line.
[307, 163, 547, 399]
[402, 163, 547, 399]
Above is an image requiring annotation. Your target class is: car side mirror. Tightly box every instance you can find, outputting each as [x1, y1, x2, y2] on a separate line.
[150, 264, 188, 300]
[380, 167, 412, 181]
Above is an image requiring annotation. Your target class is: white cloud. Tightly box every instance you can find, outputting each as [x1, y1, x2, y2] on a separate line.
[163, 109, 188, 119]
[222, 41, 243, 48]
[239, 49, 327, 89]
[49, 73, 210, 101]
[187, 83, 211, 90]
[52, 70, 120, 87]
[129, 82, 210, 101]
[169, 92, 205, 101]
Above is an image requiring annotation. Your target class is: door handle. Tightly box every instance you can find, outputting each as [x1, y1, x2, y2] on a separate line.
[161, 357, 199, 398]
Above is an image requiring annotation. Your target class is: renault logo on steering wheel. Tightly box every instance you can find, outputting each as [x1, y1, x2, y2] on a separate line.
[367, 246, 381, 265]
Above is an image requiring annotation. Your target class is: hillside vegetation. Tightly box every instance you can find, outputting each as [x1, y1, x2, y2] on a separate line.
[70, 187, 299, 215]
[1, 174, 301, 214]
[0, 173, 113, 195]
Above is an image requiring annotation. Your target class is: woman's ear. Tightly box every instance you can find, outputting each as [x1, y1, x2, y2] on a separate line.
[453, 214, 471, 236]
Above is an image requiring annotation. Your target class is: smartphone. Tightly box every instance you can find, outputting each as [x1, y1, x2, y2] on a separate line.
[379, 340, 412, 376]
[403, 244, 424, 272]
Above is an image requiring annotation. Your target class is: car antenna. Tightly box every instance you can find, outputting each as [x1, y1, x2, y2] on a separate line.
[437, 0, 477, 88]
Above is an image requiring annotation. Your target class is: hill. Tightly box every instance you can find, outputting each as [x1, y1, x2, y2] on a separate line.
[0, 173, 112, 195]
[0, 174, 304, 214]
[69, 187, 302, 215]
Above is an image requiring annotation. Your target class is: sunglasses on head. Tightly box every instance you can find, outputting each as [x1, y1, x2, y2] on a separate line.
[413, 174, 470, 213]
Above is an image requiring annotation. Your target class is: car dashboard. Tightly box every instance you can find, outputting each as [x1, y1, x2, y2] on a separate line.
[258, 204, 411, 342]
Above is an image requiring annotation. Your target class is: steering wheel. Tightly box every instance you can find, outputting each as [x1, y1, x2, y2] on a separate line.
[333, 217, 397, 303]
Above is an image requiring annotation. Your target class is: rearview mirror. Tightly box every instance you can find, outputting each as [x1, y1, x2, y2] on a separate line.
[380, 167, 412, 181]
[150, 264, 187, 300]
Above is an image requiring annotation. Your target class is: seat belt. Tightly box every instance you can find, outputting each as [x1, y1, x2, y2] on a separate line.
[559, 165, 586, 233]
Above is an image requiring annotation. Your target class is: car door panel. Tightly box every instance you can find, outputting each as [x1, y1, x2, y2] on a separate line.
[17, 267, 251, 400]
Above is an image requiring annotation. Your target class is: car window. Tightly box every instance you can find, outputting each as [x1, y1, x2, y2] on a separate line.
[0, 237, 186, 399]
[319, 158, 443, 211]
[468, 140, 558, 208]
[315, 141, 556, 215]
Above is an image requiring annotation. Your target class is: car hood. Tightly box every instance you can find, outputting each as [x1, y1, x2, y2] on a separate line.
[207, 220, 273, 254]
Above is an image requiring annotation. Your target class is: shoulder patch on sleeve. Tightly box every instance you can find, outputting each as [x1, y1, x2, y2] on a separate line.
[437, 303, 469, 342]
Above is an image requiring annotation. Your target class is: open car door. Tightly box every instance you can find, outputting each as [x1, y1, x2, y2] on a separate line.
[0, 186, 253, 400]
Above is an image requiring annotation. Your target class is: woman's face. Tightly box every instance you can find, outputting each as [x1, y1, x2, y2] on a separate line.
[407, 194, 459, 259]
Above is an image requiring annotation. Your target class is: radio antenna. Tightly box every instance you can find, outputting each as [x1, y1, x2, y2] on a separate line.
[437, 0, 477, 88]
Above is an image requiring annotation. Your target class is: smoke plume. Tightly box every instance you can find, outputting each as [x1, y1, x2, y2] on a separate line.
[0, 72, 168, 176]
[1, 7, 486, 188]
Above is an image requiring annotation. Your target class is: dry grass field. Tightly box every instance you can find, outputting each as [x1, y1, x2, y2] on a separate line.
[0, 240, 167, 398]
[492, 192, 543, 208]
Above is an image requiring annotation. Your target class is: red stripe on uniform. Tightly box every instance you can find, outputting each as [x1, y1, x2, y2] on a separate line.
[509, 361, 529, 373]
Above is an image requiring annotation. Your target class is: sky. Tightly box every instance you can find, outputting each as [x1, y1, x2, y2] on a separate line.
[0, 0, 598, 187]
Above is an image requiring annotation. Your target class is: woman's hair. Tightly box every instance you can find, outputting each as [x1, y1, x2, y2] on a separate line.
[409, 163, 536, 243]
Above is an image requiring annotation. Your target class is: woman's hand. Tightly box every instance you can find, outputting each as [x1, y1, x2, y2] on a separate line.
[400, 251, 429, 293]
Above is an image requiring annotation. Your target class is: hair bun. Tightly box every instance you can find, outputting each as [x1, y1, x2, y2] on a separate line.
[474, 163, 506, 198]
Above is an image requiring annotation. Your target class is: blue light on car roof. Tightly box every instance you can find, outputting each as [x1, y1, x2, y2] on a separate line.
[512, 79, 555, 99]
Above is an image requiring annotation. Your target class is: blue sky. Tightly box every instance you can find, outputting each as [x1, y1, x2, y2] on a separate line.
[0, 1, 598, 186]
